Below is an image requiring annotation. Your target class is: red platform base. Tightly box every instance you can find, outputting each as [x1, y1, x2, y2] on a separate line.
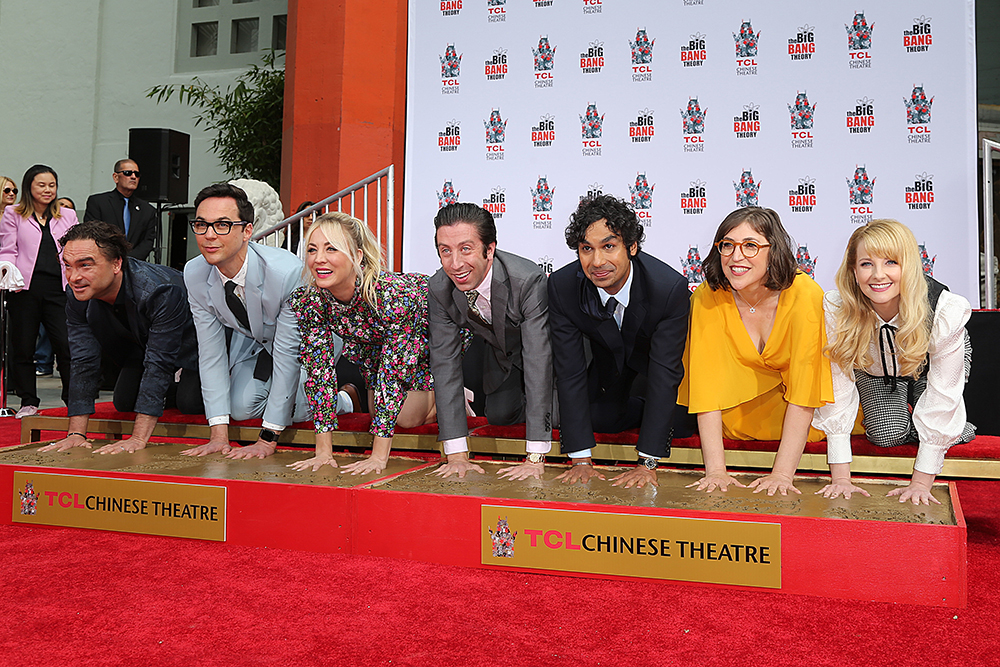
[0, 445, 966, 608]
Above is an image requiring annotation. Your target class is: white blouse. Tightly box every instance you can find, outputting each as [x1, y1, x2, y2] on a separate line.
[812, 289, 972, 475]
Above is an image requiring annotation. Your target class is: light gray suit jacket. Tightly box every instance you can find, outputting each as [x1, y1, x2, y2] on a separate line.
[184, 243, 303, 427]
[428, 250, 554, 442]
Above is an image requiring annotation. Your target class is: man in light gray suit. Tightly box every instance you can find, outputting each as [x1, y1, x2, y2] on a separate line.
[179, 183, 322, 459]
[428, 203, 555, 480]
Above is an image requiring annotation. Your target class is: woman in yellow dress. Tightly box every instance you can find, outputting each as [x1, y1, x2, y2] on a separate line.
[680, 207, 833, 495]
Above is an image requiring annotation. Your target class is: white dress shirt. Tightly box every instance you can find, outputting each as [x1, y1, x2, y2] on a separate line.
[812, 289, 972, 475]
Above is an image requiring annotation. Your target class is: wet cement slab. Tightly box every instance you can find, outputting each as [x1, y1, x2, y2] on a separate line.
[0, 441, 429, 488]
[1, 444, 954, 524]
[374, 461, 955, 525]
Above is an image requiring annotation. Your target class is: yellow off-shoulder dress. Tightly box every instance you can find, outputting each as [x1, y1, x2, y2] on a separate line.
[678, 273, 834, 441]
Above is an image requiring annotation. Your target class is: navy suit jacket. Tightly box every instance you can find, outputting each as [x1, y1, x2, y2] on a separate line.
[66, 258, 198, 417]
[547, 251, 689, 458]
[84, 189, 157, 260]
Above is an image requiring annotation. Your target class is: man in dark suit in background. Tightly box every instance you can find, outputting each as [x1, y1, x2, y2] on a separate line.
[39, 221, 202, 455]
[84, 159, 157, 260]
[428, 203, 555, 480]
[547, 194, 690, 488]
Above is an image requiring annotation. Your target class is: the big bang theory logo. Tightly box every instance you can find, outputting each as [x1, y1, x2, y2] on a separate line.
[532, 114, 556, 147]
[788, 24, 815, 61]
[630, 109, 654, 143]
[788, 176, 816, 213]
[440, 0, 462, 17]
[438, 120, 461, 152]
[680, 180, 706, 215]
[733, 102, 760, 139]
[485, 48, 507, 81]
[680, 33, 706, 67]
[846, 97, 875, 134]
[580, 40, 604, 74]
[483, 186, 506, 219]
[904, 172, 933, 211]
[903, 15, 932, 53]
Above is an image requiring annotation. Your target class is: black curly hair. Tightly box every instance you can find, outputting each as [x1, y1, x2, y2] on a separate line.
[564, 194, 643, 254]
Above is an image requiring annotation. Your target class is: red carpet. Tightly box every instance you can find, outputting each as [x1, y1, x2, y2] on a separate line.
[1, 417, 998, 665]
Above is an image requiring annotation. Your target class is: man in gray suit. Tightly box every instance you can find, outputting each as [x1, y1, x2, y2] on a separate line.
[179, 183, 318, 459]
[428, 202, 555, 480]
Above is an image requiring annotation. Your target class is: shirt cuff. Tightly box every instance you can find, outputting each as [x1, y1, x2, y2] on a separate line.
[825, 433, 853, 465]
[261, 421, 284, 433]
[526, 440, 551, 455]
[568, 448, 592, 459]
[914, 443, 948, 476]
[208, 415, 230, 427]
[443, 437, 469, 456]
[636, 451, 658, 461]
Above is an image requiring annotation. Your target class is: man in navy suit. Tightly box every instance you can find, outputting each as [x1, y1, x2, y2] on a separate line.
[547, 195, 690, 487]
[39, 221, 201, 455]
[84, 159, 158, 260]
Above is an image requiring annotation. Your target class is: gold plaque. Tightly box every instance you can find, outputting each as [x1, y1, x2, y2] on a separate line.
[482, 505, 781, 588]
[12, 471, 227, 541]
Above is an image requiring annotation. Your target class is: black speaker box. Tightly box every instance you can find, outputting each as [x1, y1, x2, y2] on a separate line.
[127, 128, 190, 204]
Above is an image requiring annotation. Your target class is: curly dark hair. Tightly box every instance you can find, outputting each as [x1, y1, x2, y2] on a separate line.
[59, 220, 132, 262]
[433, 202, 497, 258]
[194, 182, 254, 225]
[703, 207, 797, 291]
[565, 194, 644, 254]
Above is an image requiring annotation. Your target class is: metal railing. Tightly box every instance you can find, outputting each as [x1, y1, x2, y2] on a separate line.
[983, 139, 999, 309]
[252, 165, 395, 269]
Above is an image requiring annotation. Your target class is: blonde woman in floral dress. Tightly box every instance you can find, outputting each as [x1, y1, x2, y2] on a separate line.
[287, 212, 437, 475]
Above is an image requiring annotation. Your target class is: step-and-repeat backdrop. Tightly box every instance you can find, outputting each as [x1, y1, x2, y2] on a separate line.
[402, 1, 977, 300]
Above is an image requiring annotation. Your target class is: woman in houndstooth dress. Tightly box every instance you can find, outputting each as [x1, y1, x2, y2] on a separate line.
[813, 219, 975, 505]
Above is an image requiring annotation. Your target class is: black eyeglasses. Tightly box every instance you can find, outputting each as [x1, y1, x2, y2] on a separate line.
[190, 219, 250, 235]
[3, 188, 16, 195]
[715, 240, 771, 258]
[116, 170, 140, 178]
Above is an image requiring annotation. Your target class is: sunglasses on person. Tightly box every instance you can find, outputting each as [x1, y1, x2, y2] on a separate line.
[116, 170, 140, 177]
[3, 187, 17, 195]
[190, 219, 250, 235]
[715, 240, 771, 258]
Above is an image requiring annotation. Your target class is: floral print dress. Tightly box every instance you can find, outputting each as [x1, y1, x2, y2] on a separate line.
[288, 272, 434, 437]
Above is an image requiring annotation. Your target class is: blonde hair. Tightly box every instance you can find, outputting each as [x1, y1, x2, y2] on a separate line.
[827, 219, 930, 378]
[302, 212, 385, 308]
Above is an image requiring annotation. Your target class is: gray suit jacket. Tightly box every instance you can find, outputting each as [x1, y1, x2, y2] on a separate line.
[184, 243, 303, 427]
[428, 250, 554, 441]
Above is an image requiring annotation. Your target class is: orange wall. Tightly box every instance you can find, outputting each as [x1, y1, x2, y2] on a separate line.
[282, 0, 408, 268]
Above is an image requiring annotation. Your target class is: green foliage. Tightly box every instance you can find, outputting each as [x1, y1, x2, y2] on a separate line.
[147, 50, 284, 190]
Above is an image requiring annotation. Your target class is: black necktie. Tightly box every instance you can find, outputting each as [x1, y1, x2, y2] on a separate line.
[224, 280, 251, 332]
[605, 296, 620, 327]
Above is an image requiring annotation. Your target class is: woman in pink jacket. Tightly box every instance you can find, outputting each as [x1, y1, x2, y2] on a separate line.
[0, 164, 77, 416]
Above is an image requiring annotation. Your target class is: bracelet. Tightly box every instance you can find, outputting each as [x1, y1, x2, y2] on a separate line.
[67, 432, 88, 439]
[572, 459, 593, 467]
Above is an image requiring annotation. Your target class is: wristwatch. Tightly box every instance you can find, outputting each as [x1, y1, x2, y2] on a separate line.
[258, 428, 279, 443]
[638, 454, 659, 470]
[526, 452, 546, 464]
